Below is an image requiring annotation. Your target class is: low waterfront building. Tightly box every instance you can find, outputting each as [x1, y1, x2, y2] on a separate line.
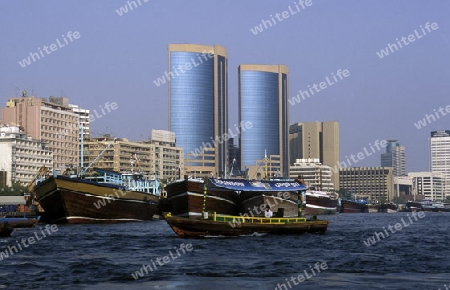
[339, 167, 394, 201]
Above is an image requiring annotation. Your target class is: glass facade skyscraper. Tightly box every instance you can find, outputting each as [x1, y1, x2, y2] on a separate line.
[168, 44, 228, 175]
[238, 64, 289, 176]
[381, 140, 406, 176]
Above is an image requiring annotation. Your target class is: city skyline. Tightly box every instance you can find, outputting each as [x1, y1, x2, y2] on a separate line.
[1, 1, 449, 173]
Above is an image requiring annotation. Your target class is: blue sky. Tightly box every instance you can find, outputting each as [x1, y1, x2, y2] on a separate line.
[1, 0, 449, 172]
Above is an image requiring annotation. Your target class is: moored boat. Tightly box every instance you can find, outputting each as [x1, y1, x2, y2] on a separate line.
[160, 177, 240, 218]
[304, 190, 340, 215]
[380, 203, 398, 213]
[34, 168, 160, 224]
[213, 178, 306, 218]
[164, 213, 328, 238]
[0, 217, 38, 228]
[162, 178, 308, 219]
[340, 199, 368, 213]
[405, 201, 423, 212]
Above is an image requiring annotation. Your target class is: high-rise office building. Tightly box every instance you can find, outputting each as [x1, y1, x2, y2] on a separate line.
[168, 44, 228, 176]
[238, 64, 289, 176]
[381, 140, 405, 176]
[2, 95, 80, 170]
[289, 122, 339, 188]
[430, 130, 450, 197]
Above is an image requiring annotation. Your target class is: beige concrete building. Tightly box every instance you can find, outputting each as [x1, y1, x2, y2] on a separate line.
[246, 154, 282, 179]
[83, 131, 184, 181]
[184, 147, 216, 178]
[82, 136, 154, 176]
[148, 130, 183, 181]
[339, 167, 394, 201]
[289, 158, 334, 191]
[289, 121, 339, 188]
[1, 95, 79, 170]
[0, 125, 53, 186]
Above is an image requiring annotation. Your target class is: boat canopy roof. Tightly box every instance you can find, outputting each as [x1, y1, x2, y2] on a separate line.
[207, 178, 307, 192]
[94, 168, 146, 179]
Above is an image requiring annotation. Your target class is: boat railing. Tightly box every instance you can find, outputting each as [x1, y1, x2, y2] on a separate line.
[125, 179, 160, 195]
[213, 214, 306, 224]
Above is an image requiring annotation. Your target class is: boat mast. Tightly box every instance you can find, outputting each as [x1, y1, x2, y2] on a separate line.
[80, 125, 84, 174]
[264, 149, 269, 179]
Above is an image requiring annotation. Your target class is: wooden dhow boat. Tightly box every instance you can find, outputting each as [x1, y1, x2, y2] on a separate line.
[34, 167, 160, 224]
[340, 199, 369, 213]
[304, 190, 340, 215]
[163, 177, 329, 237]
[164, 213, 328, 238]
[161, 177, 241, 218]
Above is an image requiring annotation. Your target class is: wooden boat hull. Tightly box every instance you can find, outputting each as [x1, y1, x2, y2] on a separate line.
[303, 194, 339, 215]
[0, 218, 38, 228]
[0, 222, 14, 237]
[164, 215, 328, 238]
[162, 179, 240, 218]
[35, 176, 159, 224]
[304, 205, 338, 215]
[405, 202, 423, 212]
[340, 200, 368, 213]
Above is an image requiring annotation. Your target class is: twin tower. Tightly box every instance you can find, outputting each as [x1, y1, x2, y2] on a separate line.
[168, 44, 289, 177]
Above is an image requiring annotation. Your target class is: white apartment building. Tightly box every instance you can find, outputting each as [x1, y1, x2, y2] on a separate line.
[408, 172, 445, 201]
[430, 130, 450, 197]
[289, 158, 334, 191]
[0, 125, 53, 187]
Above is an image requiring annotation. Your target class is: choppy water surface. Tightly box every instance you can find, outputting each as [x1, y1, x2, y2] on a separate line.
[1, 212, 449, 290]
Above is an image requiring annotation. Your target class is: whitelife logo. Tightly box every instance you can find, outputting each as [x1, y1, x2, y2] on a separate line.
[18, 31, 81, 68]
[250, 0, 313, 35]
[376, 22, 439, 59]
[131, 243, 193, 280]
[413, 105, 450, 129]
[0, 225, 58, 261]
[115, 0, 149, 16]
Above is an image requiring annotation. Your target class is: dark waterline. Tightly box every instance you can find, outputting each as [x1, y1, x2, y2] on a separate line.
[1, 212, 449, 290]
